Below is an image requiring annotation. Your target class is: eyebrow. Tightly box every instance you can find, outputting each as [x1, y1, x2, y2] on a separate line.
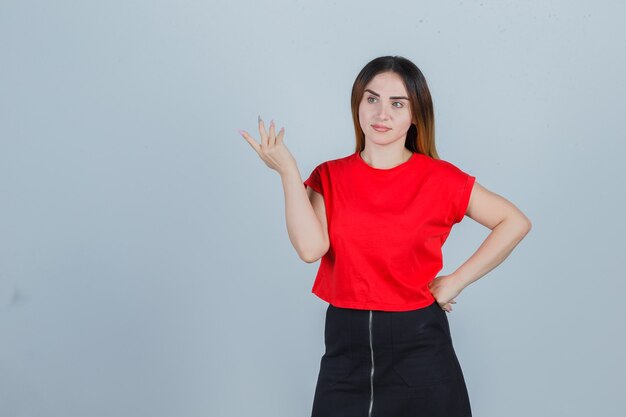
[364, 89, 409, 100]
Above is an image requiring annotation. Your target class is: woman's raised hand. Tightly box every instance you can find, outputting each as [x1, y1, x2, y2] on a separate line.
[238, 116, 297, 177]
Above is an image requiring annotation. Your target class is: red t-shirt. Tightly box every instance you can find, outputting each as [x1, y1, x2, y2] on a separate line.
[303, 150, 476, 311]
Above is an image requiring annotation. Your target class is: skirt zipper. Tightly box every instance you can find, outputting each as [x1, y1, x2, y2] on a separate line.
[368, 310, 374, 417]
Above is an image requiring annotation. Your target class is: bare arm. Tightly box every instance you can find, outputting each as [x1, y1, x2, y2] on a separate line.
[453, 181, 532, 289]
[429, 181, 532, 311]
[238, 117, 328, 263]
[281, 169, 329, 263]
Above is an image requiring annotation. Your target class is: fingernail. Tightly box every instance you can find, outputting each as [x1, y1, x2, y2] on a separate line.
[237, 129, 244, 135]
[258, 115, 262, 123]
[270, 119, 274, 126]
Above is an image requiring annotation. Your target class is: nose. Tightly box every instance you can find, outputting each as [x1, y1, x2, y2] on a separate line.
[377, 102, 391, 120]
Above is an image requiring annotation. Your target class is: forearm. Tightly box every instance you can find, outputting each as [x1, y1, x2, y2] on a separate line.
[281, 168, 326, 262]
[452, 216, 532, 291]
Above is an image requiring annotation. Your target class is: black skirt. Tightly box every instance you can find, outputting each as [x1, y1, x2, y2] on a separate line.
[311, 300, 472, 417]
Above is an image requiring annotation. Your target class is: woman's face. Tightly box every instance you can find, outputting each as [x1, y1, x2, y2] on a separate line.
[358, 71, 415, 147]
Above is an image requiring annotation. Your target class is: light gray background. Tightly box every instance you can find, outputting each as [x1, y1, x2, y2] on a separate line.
[1, 1, 624, 416]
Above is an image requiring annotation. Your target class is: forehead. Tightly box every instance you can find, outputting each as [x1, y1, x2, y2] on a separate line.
[364, 72, 408, 96]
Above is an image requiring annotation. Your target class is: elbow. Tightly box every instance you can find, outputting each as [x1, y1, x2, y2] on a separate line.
[301, 254, 321, 264]
[515, 214, 532, 238]
[521, 214, 532, 234]
[300, 251, 321, 263]
[524, 218, 532, 234]
[497, 213, 532, 239]
[299, 242, 329, 264]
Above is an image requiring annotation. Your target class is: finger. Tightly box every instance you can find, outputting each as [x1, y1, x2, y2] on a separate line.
[269, 119, 276, 146]
[258, 116, 268, 148]
[276, 126, 285, 144]
[238, 130, 260, 153]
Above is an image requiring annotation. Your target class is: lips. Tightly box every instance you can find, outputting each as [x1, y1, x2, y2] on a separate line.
[371, 124, 391, 132]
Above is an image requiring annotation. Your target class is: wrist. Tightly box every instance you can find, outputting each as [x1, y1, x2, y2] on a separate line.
[280, 165, 302, 183]
[449, 272, 469, 293]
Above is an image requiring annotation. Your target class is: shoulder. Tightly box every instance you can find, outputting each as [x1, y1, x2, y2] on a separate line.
[427, 156, 473, 179]
[312, 153, 354, 172]
[326, 153, 354, 166]
[428, 156, 461, 172]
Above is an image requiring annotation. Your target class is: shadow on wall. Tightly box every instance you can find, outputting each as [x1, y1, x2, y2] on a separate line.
[0, 280, 27, 311]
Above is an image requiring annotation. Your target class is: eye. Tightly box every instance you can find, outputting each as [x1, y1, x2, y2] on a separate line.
[392, 101, 404, 108]
[367, 96, 377, 103]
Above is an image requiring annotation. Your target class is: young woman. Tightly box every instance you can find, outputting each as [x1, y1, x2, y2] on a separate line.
[238, 55, 531, 417]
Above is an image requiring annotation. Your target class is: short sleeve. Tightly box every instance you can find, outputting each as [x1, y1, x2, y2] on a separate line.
[451, 170, 476, 224]
[303, 163, 324, 195]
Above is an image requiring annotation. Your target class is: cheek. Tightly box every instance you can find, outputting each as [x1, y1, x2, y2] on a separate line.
[358, 106, 368, 124]
[401, 111, 413, 126]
